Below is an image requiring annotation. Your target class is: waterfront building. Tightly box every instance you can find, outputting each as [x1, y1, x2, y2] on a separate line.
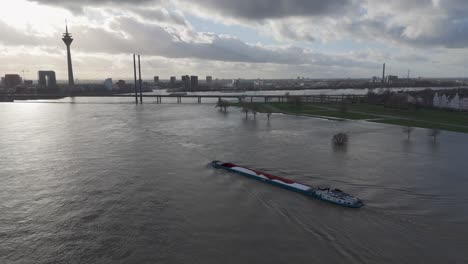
[170, 76, 176, 88]
[104, 78, 113, 91]
[182, 75, 190, 91]
[206, 76, 212, 86]
[4, 74, 22, 88]
[190, 76, 198, 90]
[433, 92, 468, 111]
[38, 71, 57, 90]
[115, 80, 126, 90]
[387, 75, 399, 84]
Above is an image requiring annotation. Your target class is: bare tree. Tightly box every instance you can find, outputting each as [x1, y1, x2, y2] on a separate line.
[215, 100, 229, 112]
[428, 129, 441, 142]
[241, 107, 249, 119]
[293, 96, 303, 106]
[252, 108, 257, 119]
[339, 99, 349, 113]
[403, 126, 414, 140]
[333, 132, 349, 146]
[249, 103, 259, 119]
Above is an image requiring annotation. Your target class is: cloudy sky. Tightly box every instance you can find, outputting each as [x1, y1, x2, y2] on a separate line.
[0, 0, 467, 80]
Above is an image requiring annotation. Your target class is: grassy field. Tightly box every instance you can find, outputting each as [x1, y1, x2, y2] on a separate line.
[229, 102, 468, 133]
[229, 102, 380, 120]
[326, 104, 468, 126]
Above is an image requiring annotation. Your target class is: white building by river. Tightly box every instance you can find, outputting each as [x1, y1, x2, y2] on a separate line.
[433, 92, 468, 110]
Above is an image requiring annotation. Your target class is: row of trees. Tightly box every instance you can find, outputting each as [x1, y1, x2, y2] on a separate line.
[216, 100, 273, 120]
[404, 126, 441, 142]
[241, 104, 272, 120]
[216, 100, 442, 146]
[333, 127, 441, 149]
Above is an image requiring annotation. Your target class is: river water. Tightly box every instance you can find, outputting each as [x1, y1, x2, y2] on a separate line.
[1, 98, 467, 264]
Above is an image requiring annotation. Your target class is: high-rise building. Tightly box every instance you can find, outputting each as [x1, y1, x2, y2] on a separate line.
[62, 24, 75, 86]
[170, 76, 176, 88]
[387, 75, 399, 84]
[104, 78, 113, 91]
[190, 76, 198, 90]
[116, 80, 126, 90]
[181, 75, 190, 91]
[206, 76, 212, 86]
[38, 71, 57, 90]
[4, 74, 22, 88]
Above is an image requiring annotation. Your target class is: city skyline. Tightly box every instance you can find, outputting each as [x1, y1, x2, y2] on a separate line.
[0, 0, 467, 80]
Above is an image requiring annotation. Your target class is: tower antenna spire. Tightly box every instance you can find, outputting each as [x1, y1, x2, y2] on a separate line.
[62, 20, 74, 86]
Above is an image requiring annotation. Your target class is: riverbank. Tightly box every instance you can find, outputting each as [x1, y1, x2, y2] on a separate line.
[229, 102, 468, 134]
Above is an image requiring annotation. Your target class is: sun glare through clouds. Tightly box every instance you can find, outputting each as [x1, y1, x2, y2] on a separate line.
[0, 0, 71, 36]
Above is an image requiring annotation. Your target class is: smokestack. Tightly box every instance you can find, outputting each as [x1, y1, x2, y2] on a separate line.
[138, 55, 143, 104]
[133, 54, 138, 104]
[382, 63, 386, 84]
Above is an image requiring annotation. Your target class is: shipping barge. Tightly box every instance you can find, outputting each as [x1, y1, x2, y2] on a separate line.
[212, 160, 364, 208]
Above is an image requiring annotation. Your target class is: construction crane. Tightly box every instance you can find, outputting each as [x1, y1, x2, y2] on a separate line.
[21, 69, 30, 82]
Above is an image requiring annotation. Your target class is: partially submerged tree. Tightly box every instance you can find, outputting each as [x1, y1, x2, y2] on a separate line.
[251, 104, 258, 119]
[428, 129, 441, 142]
[403, 126, 414, 140]
[215, 100, 229, 112]
[333, 132, 349, 146]
[339, 99, 349, 113]
[241, 106, 249, 119]
[292, 96, 303, 107]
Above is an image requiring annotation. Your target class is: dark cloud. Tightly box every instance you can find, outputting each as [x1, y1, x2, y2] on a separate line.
[75, 17, 358, 66]
[0, 16, 376, 69]
[260, 0, 468, 48]
[31, 0, 161, 12]
[97, 17, 376, 67]
[32, 0, 352, 19]
[133, 8, 186, 25]
[183, 0, 352, 20]
[29, 0, 468, 48]
[343, 11, 468, 48]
